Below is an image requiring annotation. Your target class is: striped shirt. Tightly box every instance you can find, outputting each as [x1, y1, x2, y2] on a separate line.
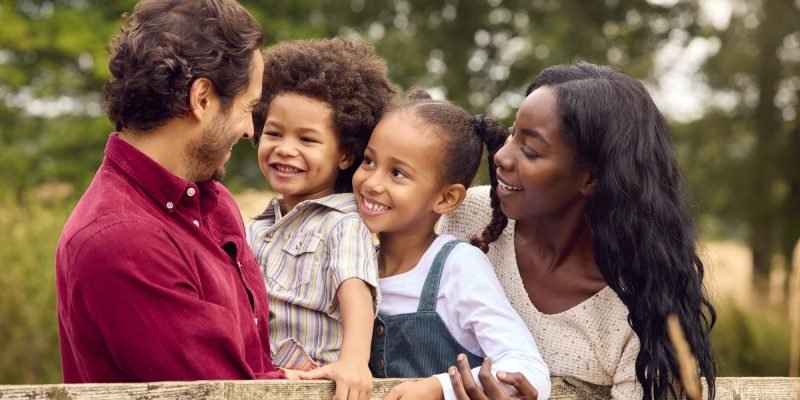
[246, 193, 379, 366]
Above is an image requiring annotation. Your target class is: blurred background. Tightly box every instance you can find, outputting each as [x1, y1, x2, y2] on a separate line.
[0, 0, 798, 384]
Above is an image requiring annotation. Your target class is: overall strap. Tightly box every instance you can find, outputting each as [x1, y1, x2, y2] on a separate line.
[417, 240, 467, 312]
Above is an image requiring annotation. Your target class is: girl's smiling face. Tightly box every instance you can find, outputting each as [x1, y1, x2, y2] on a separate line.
[258, 93, 352, 210]
[352, 112, 447, 235]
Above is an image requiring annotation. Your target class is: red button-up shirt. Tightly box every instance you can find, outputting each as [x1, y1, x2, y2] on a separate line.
[56, 133, 283, 382]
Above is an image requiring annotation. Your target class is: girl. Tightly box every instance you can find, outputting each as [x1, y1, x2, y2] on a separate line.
[352, 90, 551, 400]
[246, 38, 396, 399]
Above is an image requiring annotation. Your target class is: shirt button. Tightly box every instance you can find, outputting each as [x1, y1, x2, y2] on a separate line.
[254, 317, 259, 325]
[193, 220, 200, 227]
[376, 325, 384, 337]
[377, 358, 385, 370]
[166, 201, 174, 209]
[264, 233, 273, 243]
[187, 187, 196, 197]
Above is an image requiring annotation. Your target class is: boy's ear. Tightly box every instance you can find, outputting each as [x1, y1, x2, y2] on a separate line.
[578, 167, 597, 197]
[188, 77, 215, 121]
[433, 183, 466, 215]
[338, 152, 355, 171]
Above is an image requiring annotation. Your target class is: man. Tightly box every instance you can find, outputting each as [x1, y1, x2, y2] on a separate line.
[55, 0, 282, 382]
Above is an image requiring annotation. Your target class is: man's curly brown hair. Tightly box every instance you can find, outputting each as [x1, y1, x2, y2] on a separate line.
[103, 0, 263, 132]
[253, 37, 397, 193]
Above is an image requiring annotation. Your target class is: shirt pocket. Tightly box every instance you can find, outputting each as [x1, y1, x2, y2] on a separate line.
[271, 231, 324, 291]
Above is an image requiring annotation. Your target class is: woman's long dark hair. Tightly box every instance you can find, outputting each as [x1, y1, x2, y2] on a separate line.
[482, 63, 716, 399]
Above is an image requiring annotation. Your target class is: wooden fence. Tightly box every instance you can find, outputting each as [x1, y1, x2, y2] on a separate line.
[1, 377, 799, 399]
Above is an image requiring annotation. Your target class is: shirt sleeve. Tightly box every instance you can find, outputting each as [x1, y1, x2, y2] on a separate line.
[610, 330, 644, 400]
[326, 215, 380, 311]
[66, 220, 276, 381]
[433, 243, 552, 400]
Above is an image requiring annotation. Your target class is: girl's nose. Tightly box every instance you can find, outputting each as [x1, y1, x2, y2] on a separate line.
[362, 174, 385, 194]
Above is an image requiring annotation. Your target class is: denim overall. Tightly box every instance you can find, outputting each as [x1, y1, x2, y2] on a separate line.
[369, 240, 484, 378]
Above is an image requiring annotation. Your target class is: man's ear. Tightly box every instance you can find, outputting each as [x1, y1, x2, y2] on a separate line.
[188, 77, 215, 121]
[339, 152, 355, 171]
[579, 167, 597, 197]
[433, 183, 467, 215]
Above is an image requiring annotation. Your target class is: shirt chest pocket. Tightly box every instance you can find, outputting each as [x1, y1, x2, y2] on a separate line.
[269, 231, 324, 291]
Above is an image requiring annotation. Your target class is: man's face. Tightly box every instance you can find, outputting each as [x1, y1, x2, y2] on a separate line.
[186, 51, 264, 182]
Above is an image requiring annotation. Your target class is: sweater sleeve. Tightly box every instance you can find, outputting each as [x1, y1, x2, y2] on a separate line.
[432, 243, 551, 400]
[610, 329, 644, 400]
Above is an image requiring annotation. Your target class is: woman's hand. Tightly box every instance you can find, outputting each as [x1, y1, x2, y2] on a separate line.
[383, 377, 444, 400]
[299, 357, 372, 400]
[448, 355, 538, 400]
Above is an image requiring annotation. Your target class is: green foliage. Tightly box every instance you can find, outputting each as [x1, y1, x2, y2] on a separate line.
[0, 194, 71, 384]
[680, 0, 800, 276]
[711, 301, 790, 376]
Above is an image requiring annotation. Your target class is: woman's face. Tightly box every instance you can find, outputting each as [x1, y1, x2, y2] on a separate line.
[493, 86, 592, 221]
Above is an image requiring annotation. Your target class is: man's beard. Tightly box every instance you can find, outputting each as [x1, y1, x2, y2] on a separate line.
[184, 113, 235, 183]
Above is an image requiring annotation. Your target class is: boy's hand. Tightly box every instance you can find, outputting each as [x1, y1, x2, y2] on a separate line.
[299, 357, 372, 400]
[383, 377, 444, 400]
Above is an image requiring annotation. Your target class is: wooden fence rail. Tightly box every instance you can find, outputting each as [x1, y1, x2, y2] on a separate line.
[1, 377, 799, 399]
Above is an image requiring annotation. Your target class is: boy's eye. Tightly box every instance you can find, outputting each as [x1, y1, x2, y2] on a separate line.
[391, 168, 407, 179]
[301, 137, 320, 144]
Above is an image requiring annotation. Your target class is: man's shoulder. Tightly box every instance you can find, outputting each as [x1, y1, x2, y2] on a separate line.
[59, 177, 166, 259]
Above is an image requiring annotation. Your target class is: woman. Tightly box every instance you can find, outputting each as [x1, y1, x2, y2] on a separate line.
[439, 62, 716, 399]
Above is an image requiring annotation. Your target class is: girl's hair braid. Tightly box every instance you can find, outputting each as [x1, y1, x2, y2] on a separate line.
[469, 115, 509, 253]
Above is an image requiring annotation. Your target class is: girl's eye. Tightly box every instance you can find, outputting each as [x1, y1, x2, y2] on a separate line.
[361, 156, 375, 167]
[521, 146, 540, 159]
[391, 168, 407, 179]
[300, 137, 319, 144]
[264, 131, 280, 138]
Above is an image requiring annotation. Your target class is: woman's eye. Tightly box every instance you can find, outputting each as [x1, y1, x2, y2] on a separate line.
[521, 146, 540, 159]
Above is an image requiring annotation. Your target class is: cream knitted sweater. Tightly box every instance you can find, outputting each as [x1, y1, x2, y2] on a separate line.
[439, 186, 643, 400]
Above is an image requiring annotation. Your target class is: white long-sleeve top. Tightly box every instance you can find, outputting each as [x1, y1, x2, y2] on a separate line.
[378, 234, 551, 400]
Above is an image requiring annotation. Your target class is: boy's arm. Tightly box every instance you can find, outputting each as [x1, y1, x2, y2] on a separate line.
[299, 279, 375, 399]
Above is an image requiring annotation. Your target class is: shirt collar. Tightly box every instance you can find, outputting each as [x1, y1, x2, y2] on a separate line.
[104, 133, 219, 213]
[255, 193, 356, 220]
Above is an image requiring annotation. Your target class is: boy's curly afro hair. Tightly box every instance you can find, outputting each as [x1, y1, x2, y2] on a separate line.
[253, 37, 397, 193]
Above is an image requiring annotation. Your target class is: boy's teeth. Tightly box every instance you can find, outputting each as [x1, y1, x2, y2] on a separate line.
[276, 165, 300, 173]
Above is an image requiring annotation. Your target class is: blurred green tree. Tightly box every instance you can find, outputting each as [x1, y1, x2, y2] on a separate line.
[674, 0, 800, 285]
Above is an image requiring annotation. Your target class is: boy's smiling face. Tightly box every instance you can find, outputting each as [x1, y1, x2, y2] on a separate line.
[352, 112, 446, 236]
[258, 93, 352, 211]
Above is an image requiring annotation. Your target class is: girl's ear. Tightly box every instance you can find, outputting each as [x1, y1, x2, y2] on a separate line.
[338, 152, 355, 170]
[433, 183, 467, 215]
[188, 77, 215, 121]
[578, 167, 597, 197]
